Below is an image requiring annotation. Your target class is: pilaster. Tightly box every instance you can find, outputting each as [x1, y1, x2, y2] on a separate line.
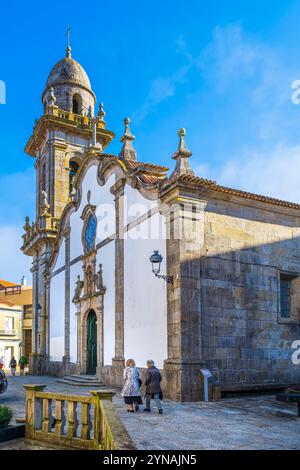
[110, 178, 126, 369]
[63, 227, 71, 362]
[160, 185, 207, 401]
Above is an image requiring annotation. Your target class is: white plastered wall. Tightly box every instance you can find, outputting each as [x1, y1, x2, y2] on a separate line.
[124, 208, 168, 369]
[96, 241, 115, 365]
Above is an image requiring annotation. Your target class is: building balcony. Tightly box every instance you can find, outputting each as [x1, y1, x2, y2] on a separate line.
[0, 329, 16, 336]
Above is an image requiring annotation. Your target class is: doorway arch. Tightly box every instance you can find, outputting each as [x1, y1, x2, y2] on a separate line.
[86, 309, 97, 375]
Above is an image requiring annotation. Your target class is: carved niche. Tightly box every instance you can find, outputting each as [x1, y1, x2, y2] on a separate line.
[72, 191, 106, 305]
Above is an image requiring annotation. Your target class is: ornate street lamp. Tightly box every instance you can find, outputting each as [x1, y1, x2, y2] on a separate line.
[149, 250, 173, 284]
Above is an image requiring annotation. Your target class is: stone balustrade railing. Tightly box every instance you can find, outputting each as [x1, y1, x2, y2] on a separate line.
[46, 107, 105, 130]
[22, 216, 60, 248]
[24, 385, 134, 450]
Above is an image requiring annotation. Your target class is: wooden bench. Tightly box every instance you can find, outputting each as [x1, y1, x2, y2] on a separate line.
[276, 392, 300, 418]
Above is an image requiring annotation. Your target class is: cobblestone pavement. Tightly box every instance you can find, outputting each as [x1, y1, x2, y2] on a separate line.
[0, 375, 299, 450]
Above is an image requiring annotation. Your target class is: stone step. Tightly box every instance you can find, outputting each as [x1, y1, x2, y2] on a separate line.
[64, 375, 101, 382]
[57, 375, 103, 387]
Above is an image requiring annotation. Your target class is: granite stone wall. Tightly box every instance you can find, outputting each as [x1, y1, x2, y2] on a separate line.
[200, 197, 300, 387]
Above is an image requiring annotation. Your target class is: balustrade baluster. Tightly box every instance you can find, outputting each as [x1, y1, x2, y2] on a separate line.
[55, 400, 66, 436]
[67, 401, 78, 438]
[81, 403, 92, 440]
[42, 398, 52, 433]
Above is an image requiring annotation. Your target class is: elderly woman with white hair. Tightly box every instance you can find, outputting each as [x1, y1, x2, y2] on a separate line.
[121, 359, 143, 412]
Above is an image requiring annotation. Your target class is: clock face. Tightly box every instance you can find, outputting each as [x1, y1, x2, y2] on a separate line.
[84, 214, 97, 252]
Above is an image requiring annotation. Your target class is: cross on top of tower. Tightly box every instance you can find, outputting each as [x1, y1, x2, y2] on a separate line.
[66, 25, 71, 58]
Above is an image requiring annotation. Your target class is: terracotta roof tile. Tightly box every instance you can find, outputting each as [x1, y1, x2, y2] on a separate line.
[166, 174, 300, 210]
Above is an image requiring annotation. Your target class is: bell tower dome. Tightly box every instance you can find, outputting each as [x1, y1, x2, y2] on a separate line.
[42, 45, 96, 116]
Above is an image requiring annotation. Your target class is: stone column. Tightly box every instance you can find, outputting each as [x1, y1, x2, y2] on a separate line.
[30, 258, 39, 354]
[75, 304, 81, 372]
[40, 275, 48, 356]
[160, 187, 207, 402]
[96, 294, 105, 377]
[110, 178, 126, 371]
[45, 274, 51, 357]
[63, 227, 71, 367]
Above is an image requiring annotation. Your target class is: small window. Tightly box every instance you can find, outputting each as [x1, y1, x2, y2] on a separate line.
[279, 273, 300, 321]
[5, 317, 14, 333]
[280, 275, 292, 318]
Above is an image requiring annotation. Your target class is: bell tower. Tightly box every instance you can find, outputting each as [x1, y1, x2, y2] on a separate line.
[21, 41, 115, 371]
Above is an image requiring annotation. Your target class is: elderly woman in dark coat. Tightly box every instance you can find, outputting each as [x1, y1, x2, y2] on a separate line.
[121, 359, 143, 412]
[144, 359, 163, 414]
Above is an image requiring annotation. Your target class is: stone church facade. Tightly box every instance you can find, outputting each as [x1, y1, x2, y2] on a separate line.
[22, 43, 300, 402]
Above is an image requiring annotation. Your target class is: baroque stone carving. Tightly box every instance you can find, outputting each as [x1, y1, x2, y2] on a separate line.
[94, 263, 106, 293]
[72, 275, 84, 303]
[46, 87, 57, 108]
[40, 190, 51, 216]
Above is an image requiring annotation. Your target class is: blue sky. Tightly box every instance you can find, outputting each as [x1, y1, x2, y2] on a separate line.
[1, 0, 300, 282]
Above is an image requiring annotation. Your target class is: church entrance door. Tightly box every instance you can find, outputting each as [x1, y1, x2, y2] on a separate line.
[87, 310, 97, 375]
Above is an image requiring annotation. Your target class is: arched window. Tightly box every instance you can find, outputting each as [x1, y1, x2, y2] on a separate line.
[72, 94, 82, 115]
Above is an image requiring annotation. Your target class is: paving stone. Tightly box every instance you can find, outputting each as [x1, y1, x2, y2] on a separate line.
[0, 375, 299, 450]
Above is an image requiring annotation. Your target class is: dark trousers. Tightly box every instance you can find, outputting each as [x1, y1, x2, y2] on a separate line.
[145, 393, 162, 411]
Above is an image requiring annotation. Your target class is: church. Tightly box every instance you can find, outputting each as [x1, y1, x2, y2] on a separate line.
[22, 41, 300, 402]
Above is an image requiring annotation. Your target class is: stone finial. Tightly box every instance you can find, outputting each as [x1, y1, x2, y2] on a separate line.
[23, 216, 30, 232]
[118, 117, 137, 160]
[46, 87, 57, 108]
[170, 128, 194, 178]
[40, 190, 51, 216]
[97, 102, 106, 122]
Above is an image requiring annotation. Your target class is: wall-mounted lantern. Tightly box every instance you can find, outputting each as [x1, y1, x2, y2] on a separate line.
[149, 250, 173, 284]
[37, 304, 42, 317]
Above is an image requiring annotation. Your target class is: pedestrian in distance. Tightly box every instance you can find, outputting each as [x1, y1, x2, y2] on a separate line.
[9, 356, 17, 376]
[144, 359, 163, 414]
[19, 355, 28, 376]
[121, 359, 143, 412]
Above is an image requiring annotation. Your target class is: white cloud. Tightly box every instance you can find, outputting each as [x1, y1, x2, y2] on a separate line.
[133, 63, 192, 122]
[0, 225, 31, 283]
[196, 143, 300, 203]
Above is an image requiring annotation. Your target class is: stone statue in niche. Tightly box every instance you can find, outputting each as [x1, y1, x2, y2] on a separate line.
[86, 267, 94, 296]
[40, 190, 51, 216]
[94, 263, 104, 291]
[72, 275, 84, 303]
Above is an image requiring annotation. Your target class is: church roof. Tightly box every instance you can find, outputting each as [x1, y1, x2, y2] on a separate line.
[98, 153, 169, 187]
[163, 173, 300, 211]
[45, 56, 92, 92]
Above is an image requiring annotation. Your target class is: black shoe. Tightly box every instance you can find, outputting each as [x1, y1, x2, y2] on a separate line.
[159, 409, 163, 414]
[127, 409, 134, 413]
[143, 408, 151, 412]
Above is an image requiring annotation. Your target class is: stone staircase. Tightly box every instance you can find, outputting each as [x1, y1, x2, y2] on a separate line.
[57, 374, 103, 387]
